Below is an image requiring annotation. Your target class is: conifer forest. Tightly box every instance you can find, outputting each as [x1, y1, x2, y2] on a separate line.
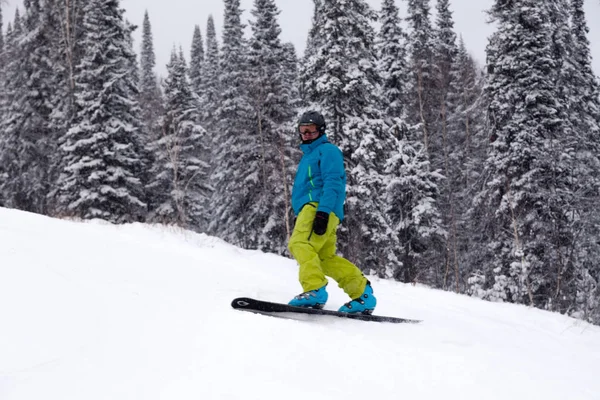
[0, 0, 599, 325]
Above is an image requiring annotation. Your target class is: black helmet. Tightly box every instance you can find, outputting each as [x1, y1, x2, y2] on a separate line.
[298, 110, 326, 134]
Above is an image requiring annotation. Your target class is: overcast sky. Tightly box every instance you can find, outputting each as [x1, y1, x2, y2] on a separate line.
[2, 0, 600, 77]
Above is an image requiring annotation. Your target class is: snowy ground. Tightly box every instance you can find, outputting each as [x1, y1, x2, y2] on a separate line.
[1, 207, 599, 400]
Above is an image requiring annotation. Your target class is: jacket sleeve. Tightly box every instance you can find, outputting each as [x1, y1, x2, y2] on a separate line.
[317, 144, 345, 215]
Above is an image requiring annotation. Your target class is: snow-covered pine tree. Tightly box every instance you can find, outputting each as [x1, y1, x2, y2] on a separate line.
[124, 19, 139, 79]
[0, 6, 4, 71]
[0, 0, 61, 214]
[304, 0, 323, 58]
[570, 3, 600, 138]
[405, 0, 437, 157]
[571, 1, 600, 130]
[198, 15, 220, 133]
[433, 0, 458, 107]
[445, 36, 486, 292]
[447, 37, 486, 186]
[0, 7, 4, 207]
[189, 24, 204, 97]
[138, 11, 163, 209]
[280, 39, 302, 210]
[543, 0, 590, 315]
[0, 8, 13, 207]
[298, 0, 324, 103]
[305, 0, 398, 276]
[377, 0, 408, 120]
[246, 0, 297, 253]
[471, 0, 579, 312]
[431, 0, 462, 289]
[209, 0, 254, 246]
[147, 49, 211, 231]
[568, 0, 600, 323]
[432, 0, 458, 171]
[56, 0, 146, 223]
[467, 30, 502, 301]
[0, 13, 12, 204]
[281, 42, 301, 110]
[45, 0, 87, 216]
[124, 17, 151, 191]
[139, 11, 163, 128]
[385, 134, 445, 283]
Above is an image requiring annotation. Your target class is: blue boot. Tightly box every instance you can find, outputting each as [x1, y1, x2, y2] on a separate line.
[288, 285, 328, 309]
[338, 281, 376, 314]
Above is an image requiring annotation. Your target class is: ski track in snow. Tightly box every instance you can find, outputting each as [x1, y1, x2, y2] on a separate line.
[1, 207, 599, 400]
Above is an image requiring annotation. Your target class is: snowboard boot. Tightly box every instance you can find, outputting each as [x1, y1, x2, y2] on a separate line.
[338, 281, 376, 314]
[288, 285, 328, 309]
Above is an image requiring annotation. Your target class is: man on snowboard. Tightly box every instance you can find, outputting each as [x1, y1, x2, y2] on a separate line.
[288, 111, 376, 314]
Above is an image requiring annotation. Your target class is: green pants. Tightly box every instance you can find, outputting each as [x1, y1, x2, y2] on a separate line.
[288, 203, 367, 299]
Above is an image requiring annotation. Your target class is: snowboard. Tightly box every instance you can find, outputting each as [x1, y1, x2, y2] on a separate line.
[231, 297, 421, 324]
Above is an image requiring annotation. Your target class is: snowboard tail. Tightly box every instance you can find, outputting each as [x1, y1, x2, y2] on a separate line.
[231, 297, 421, 324]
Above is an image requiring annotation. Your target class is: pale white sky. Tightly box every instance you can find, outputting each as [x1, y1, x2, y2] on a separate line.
[2, 0, 600, 77]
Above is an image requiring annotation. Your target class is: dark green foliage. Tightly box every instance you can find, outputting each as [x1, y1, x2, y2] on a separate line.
[56, 0, 147, 223]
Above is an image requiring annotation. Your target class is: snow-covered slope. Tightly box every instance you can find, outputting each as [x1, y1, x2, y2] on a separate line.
[1, 207, 599, 400]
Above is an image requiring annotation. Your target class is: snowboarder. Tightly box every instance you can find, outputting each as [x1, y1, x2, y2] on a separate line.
[288, 111, 376, 314]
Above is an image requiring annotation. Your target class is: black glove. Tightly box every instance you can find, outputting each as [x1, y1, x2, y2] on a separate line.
[312, 211, 329, 236]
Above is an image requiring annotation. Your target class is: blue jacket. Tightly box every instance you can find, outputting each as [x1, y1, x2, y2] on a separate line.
[291, 135, 346, 220]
